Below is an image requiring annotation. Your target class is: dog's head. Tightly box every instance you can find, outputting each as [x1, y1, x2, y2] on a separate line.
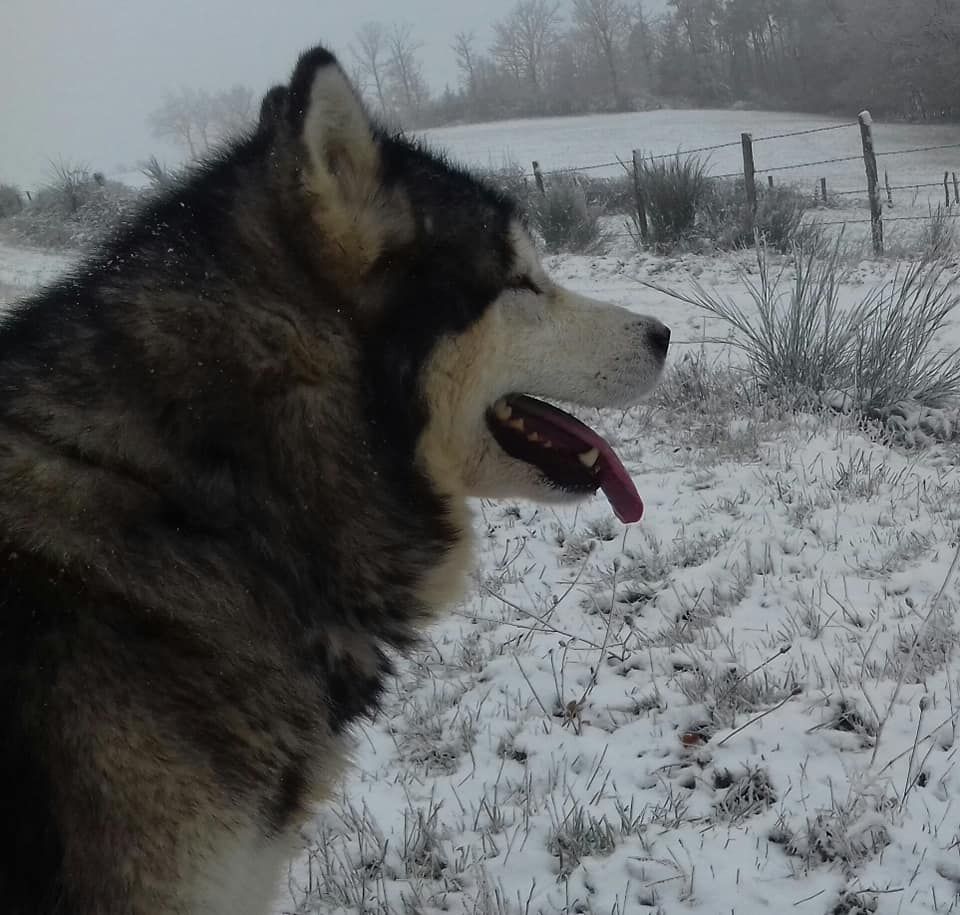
[258, 47, 669, 523]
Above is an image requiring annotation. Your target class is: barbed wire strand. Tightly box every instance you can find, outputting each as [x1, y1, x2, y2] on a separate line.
[877, 142, 960, 158]
[830, 181, 952, 196]
[638, 140, 743, 161]
[755, 153, 865, 174]
[542, 160, 623, 177]
[708, 170, 746, 180]
[636, 121, 861, 164]
[537, 141, 746, 176]
[752, 121, 860, 143]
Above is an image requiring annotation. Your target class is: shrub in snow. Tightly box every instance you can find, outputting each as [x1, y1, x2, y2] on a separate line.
[528, 176, 606, 254]
[916, 204, 957, 260]
[578, 173, 633, 215]
[635, 152, 709, 251]
[649, 241, 960, 435]
[3, 170, 141, 249]
[701, 180, 812, 253]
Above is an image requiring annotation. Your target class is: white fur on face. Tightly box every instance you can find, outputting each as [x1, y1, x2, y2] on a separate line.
[418, 223, 668, 504]
[499, 227, 666, 409]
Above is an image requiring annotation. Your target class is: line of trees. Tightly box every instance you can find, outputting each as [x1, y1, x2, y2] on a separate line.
[147, 0, 960, 160]
[653, 0, 960, 120]
[400, 0, 960, 127]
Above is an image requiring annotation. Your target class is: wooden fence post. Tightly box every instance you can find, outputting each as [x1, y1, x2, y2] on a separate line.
[945, 172, 951, 208]
[768, 175, 774, 189]
[953, 172, 959, 206]
[531, 161, 545, 195]
[884, 170, 893, 206]
[858, 111, 883, 255]
[741, 133, 757, 232]
[820, 177, 828, 205]
[631, 150, 649, 244]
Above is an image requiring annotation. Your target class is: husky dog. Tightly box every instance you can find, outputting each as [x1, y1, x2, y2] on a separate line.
[0, 46, 669, 915]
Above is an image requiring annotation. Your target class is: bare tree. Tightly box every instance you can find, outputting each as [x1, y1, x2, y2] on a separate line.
[148, 85, 254, 160]
[492, 0, 563, 95]
[208, 85, 255, 138]
[148, 90, 207, 159]
[386, 22, 430, 124]
[352, 22, 390, 115]
[572, 0, 633, 107]
[627, 2, 658, 89]
[453, 30, 478, 95]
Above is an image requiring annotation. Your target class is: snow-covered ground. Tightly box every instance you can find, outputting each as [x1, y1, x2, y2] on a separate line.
[4, 236, 960, 915]
[0, 241, 73, 304]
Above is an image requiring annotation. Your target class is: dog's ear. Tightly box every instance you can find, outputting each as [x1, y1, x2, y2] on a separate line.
[257, 85, 288, 132]
[284, 46, 409, 276]
[288, 48, 378, 204]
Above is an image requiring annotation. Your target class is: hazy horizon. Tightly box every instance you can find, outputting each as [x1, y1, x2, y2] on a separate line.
[1, 0, 532, 187]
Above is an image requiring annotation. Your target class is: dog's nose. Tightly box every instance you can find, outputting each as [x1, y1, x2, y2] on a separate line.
[646, 322, 671, 359]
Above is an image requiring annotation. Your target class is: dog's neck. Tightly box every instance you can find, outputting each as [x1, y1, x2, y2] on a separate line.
[0, 280, 469, 656]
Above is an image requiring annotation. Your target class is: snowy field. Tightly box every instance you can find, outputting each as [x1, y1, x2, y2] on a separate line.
[281, 246, 960, 915]
[4, 232, 960, 915]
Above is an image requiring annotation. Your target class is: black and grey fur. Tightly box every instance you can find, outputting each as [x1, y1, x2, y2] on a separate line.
[0, 46, 668, 915]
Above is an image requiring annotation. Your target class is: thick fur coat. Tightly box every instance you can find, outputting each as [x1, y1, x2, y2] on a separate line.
[0, 46, 668, 915]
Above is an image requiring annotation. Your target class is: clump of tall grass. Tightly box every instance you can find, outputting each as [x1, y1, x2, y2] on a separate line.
[700, 180, 812, 253]
[578, 173, 633, 214]
[635, 153, 709, 250]
[646, 240, 960, 426]
[629, 155, 811, 253]
[527, 176, 605, 254]
[483, 165, 635, 221]
[138, 155, 178, 190]
[916, 205, 957, 260]
[649, 239, 861, 406]
[755, 186, 811, 253]
[852, 259, 960, 416]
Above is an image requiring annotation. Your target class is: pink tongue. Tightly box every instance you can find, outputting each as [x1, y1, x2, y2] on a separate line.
[597, 453, 645, 524]
[511, 397, 644, 524]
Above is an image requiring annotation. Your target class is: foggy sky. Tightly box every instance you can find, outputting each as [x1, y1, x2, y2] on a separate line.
[1, 0, 519, 187]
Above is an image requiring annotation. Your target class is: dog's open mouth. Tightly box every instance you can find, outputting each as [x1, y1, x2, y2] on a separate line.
[486, 394, 644, 523]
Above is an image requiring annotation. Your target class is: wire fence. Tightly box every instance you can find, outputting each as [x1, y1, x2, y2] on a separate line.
[514, 117, 960, 247]
[532, 122, 864, 179]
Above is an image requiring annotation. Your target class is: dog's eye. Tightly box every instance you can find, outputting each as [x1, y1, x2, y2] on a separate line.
[506, 275, 542, 295]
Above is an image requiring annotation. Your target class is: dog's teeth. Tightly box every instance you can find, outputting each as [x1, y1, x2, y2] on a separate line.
[494, 400, 512, 422]
[527, 432, 542, 443]
[578, 448, 600, 468]
[507, 418, 525, 432]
